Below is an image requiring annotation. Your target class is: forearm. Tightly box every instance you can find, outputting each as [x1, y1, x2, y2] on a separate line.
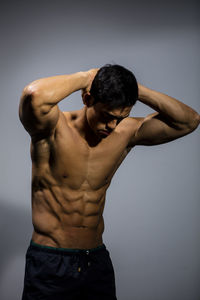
[23, 71, 90, 106]
[138, 84, 200, 129]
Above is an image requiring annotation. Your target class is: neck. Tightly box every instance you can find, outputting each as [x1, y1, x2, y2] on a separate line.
[75, 107, 101, 147]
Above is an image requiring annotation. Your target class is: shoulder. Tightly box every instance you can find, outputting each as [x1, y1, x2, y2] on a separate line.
[62, 110, 80, 123]
[115, 117, 145, 148]
[55, 110, 75, 128]
[118, 116, 144, 133]
[54, 110, 82, 134]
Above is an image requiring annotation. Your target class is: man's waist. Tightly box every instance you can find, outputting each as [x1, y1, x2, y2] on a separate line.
[29, 239, 106, 255]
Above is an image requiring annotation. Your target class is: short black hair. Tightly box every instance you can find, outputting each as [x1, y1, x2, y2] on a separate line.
[90, 64, 138, 109]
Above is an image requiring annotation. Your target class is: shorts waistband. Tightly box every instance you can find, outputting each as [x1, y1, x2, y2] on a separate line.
[29, 240, 106, 255]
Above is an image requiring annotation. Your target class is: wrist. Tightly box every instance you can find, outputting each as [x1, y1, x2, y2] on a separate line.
[138, 84, 154, 101]
[81, 68, 99, 93]
[77, 71, 90, 90]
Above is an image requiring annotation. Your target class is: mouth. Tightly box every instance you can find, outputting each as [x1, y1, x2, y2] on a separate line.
[98, 130, 111, 137]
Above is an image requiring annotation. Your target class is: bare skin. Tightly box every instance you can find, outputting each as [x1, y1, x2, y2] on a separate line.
[19, 69, 200, 249]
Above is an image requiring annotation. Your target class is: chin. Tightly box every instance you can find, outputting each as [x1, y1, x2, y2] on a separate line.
[100, 135, 107, 139]
[98, 132, 110, 139]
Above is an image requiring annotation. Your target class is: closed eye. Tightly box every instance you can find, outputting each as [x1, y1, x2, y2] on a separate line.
[101, 111, 129, 123]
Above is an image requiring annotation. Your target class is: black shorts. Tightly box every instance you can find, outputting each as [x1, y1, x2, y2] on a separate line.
[22, 241, 117, 300]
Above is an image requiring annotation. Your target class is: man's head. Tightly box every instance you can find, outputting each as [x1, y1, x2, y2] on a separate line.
[83, 64, 138, 139]
[89, 64, 138, 108]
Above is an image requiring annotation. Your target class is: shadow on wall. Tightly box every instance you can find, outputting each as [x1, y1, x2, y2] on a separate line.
[0, 200, 32, 279]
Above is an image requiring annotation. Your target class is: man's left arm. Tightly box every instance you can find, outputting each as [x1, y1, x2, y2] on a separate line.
[132, 84, 200, 146]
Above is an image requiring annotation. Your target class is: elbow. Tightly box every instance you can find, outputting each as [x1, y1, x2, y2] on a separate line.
[187, 112, 200, 132]
[20, 83, 43, 114]
[19, 83, 41, 119]
[21, 83, 40, 100]
[194, 113, 200, 127]
[20, 85, 35, 113]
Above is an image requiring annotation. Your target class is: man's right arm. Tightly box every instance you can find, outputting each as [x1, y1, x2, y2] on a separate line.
[19, 71, 94, 138]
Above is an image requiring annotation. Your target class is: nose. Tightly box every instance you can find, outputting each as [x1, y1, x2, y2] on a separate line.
[106, 119, 117, 130]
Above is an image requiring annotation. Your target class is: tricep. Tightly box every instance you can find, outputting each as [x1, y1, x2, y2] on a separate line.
[19, 86, 59, 138]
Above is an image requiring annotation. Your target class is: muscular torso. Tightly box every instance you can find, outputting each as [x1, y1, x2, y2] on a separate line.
[31, 110, 135, 249]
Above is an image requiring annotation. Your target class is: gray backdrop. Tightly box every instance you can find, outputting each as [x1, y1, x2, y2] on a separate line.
[0, 0, 199, 299]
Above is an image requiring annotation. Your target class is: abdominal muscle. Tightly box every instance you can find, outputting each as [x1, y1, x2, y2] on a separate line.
[30, 110, 133, 249]
[31, 179, 107, 249]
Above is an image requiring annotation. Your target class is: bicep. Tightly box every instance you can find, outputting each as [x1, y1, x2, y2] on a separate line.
[132, 113, 191, 146]
[19, 89, 59, 137]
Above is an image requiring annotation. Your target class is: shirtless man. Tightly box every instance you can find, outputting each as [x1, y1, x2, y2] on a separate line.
[19, 64, 200, 300]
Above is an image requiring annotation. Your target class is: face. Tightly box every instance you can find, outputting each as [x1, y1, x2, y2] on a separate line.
[85, 100, 132, 139]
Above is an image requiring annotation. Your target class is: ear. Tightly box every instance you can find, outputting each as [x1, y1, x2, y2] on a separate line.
[82, 92, 94, 107]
